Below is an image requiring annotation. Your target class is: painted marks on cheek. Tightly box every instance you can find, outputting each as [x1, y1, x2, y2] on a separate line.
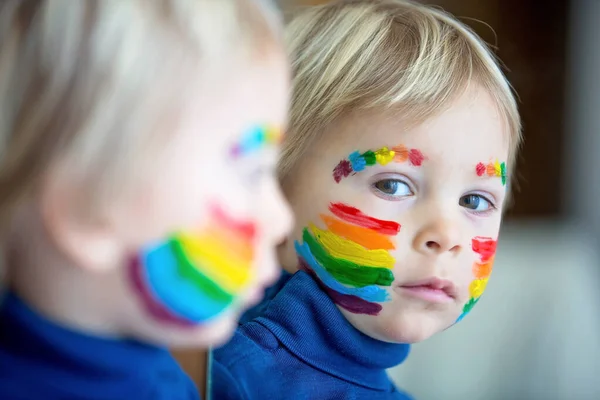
[328, 202, 401, 235]
[456, 236, 497, 323]
[230, 125, 282, 158]
[476, 160, 507, 186]
[130, 204, 257, 325]
[332, 144, 425, 183]
[295, 202, 401, 315]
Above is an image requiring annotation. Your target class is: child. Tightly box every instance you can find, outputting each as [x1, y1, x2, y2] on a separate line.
[213, 0, 522, 398]
[0, 0, 292, 399]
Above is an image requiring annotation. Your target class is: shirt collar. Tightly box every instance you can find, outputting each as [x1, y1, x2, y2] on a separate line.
[257, 271, 410, 390]
[0, 292, 177, 378]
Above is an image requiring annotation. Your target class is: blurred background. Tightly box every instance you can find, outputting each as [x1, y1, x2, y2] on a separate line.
[177, 1, 600, 399]
[277, 0, 600, 399]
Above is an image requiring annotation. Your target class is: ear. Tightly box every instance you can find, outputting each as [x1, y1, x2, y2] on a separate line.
[39, 174, 124, 272]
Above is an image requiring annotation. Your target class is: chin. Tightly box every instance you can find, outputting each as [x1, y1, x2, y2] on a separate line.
[343, 307, 452, 344]
[170, 313, 239, 349]
[127, 310, 239, 349]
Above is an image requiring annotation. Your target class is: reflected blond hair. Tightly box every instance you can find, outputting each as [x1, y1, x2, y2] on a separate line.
[0, 0, 282, 228]
[278, 0, 521, 185]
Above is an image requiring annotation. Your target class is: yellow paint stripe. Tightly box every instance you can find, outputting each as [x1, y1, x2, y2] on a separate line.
[309, 224, 394, 269]
[493, 160, 502, 177]
[176, 233, 252, 293]
[203, 226, 254, 261]
[469, 278, 488, 298]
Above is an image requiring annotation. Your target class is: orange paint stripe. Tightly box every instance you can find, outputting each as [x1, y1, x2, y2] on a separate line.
[472, 258, 493, 280]
[320, 214, 395, 250]
[392, 145, 409, 162]
[203, 226, 254, 261]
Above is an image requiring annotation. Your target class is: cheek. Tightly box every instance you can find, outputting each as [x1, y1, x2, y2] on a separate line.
[127, 204, 258, 328]
[293, 202, 401, 316]
[456, 236, 498, 322]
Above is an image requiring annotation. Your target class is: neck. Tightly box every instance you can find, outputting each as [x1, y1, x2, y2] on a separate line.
[6, 216, 126, 338]
[277, 239, 299, 274]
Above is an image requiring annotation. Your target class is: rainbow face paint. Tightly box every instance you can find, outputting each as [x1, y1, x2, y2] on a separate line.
[455, 236, 497, 322]
[476, 160, 507, 185]
[333, 145, 425, 183]
[130, 205, 256, 325]
[230, 125, 282, 157]
[295, 202, 400, 315]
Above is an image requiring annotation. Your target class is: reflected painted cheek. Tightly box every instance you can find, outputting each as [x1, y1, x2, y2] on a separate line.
[294, 202, 401, 316]
[129, 204, 257, 326]
[455, 236, 498, 323]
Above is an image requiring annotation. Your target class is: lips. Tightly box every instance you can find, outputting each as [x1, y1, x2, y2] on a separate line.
[397, 277, 457, 304]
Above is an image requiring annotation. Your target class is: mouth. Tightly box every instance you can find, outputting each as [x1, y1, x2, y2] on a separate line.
[397, 277, 456, 304]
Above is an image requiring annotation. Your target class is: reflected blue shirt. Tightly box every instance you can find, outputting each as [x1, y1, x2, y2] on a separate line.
[0, 292, 200, 400]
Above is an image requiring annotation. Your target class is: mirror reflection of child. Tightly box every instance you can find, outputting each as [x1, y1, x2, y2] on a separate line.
[213, 0, 522, 399]
[0, 1, 293, 399]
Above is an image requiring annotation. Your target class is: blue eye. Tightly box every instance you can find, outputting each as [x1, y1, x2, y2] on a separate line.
[459, 194, 494, 212]
[373, 179, 412, 198]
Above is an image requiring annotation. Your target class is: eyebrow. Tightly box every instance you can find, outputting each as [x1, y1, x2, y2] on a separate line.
[332, 144, 425, 183]
[475, 161, 507, 186]
[230, 125, 282, 157]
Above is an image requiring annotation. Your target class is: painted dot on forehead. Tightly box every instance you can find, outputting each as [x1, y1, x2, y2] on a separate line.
[332, 144, 425, 183]
[230, 125, 282, 158]
[475, 160, 507, 186]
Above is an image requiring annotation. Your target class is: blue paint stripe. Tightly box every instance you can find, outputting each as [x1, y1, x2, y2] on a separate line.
[295, 241, 389, 302]
[349, 151, 366, 172]
[237, 126, 265, 154]
[143, 242, 230, 322]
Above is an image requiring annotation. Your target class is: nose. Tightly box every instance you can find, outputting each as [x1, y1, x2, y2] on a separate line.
[412, 218, 462, 256]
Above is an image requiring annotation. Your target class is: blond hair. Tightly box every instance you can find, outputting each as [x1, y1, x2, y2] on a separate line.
[278, 0, 521, 185]
[0, 0, 282, 228]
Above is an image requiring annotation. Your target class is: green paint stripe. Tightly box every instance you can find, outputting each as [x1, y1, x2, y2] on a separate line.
[500, 162, 507, 186]
[170, 240, 234, 304]
[302, 228, 393, 287]
[462, 296, 480, 313]
[361, 150, 376, 165]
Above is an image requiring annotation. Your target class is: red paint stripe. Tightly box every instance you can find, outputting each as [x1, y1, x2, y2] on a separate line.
[328, 202, 400, 235]
[475, 162, 486, 176]
[408, 149, 424, 166]
[472, 236, 497, 262]
[211, 204, 256, 240]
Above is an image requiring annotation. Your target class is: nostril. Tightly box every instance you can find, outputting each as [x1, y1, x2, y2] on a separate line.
[425, 241, 440, 250]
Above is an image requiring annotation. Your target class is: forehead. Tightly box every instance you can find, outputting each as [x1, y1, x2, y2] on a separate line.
[321, 86, 509, 169]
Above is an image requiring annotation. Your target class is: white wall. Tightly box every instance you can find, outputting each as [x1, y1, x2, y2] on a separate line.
[388, 221, 600, 400]
[563, 0, 600, 245]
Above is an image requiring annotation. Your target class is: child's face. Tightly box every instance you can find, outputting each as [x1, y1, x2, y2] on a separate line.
[281, 85, 508, 343]
[101, 57, 293, 346]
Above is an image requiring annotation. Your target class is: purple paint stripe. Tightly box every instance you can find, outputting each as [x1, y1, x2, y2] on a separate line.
[325, 286, 383, 315]
[128, 257, 195, 327]
[299, 258, 382, 316]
